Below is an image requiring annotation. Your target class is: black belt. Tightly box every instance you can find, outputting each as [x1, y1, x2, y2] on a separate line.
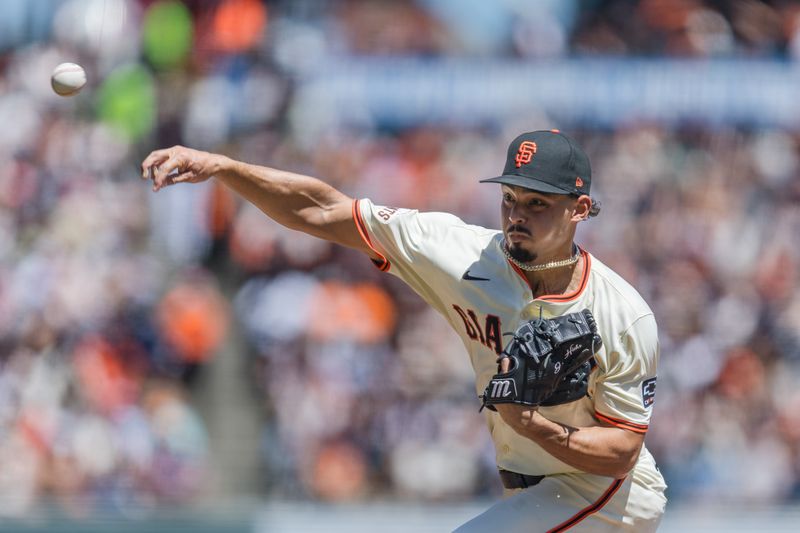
[499, 469, 546, 489]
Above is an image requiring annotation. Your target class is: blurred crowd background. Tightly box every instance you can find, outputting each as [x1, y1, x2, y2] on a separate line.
[1, 0, 800, 521]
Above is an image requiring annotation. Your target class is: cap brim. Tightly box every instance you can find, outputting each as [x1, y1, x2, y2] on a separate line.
[480, 175, 573, 195]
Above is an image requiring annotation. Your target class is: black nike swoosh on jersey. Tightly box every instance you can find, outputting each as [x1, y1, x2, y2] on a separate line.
[462, 270, 491, 281]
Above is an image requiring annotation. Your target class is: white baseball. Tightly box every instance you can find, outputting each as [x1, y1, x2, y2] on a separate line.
[51, 62, 87, 97]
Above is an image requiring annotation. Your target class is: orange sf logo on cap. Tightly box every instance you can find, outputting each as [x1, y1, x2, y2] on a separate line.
[515, 141, 537, 168]
[576, 177, 584, 188]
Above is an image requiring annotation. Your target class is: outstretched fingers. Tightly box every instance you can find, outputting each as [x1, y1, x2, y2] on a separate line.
[152, 154, 184, 191]
[141, 146, 213, 191]
[142, 147, 193, 191]
[141, 149, 171, 180]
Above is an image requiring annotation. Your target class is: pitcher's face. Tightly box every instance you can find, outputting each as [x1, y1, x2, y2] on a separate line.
[500, 185, 583, 263]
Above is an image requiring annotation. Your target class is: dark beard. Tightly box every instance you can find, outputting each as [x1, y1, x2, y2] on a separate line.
[507, 242, 537, 263]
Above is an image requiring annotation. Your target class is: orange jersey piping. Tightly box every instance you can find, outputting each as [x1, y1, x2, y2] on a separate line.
[352, 199, 390, 272]
[594, 411, 649, 434]
[546, 478, 625, 533]
[508, 247, 591, 303]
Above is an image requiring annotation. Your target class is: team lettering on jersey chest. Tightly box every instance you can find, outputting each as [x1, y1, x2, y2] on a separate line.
[452, 304, 503, 354]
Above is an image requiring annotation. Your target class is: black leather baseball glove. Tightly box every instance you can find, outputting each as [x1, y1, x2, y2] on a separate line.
[481, 309, 602, 411]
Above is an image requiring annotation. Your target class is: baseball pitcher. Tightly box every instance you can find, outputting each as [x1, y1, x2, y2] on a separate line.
[142, 130, 667, 532]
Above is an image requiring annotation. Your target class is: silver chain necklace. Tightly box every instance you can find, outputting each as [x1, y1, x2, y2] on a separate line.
[502, 241, 580, 272]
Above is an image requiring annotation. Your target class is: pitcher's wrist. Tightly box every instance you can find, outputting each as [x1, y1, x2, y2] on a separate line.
[213, 155, 236, 178]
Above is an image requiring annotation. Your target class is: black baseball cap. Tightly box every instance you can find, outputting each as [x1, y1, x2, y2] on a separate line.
[481, 130, 592, 196]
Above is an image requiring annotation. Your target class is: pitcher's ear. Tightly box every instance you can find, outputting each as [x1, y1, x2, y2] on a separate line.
[572, 194, 593, 221]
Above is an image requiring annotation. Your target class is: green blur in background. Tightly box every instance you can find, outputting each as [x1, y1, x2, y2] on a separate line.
[96, 64, 156, 141]
[143, 0, 194, 70]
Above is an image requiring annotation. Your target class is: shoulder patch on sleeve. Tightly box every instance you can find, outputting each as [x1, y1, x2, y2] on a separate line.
[642, 377, 657, 408]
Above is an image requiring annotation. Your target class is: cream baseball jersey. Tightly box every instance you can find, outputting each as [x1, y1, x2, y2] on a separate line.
[354, 199, 665, 494]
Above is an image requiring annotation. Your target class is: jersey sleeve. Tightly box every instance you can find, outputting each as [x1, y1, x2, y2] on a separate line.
[352, 198, 468, 313]
[352, 198, 420, 273]
[593, 314, 659, 434]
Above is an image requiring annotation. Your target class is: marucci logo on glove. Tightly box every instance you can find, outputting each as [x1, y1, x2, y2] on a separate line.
[487, 378, 517, 400]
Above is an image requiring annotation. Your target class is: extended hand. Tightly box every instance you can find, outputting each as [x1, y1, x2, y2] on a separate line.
[141, 145, 224, 191]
